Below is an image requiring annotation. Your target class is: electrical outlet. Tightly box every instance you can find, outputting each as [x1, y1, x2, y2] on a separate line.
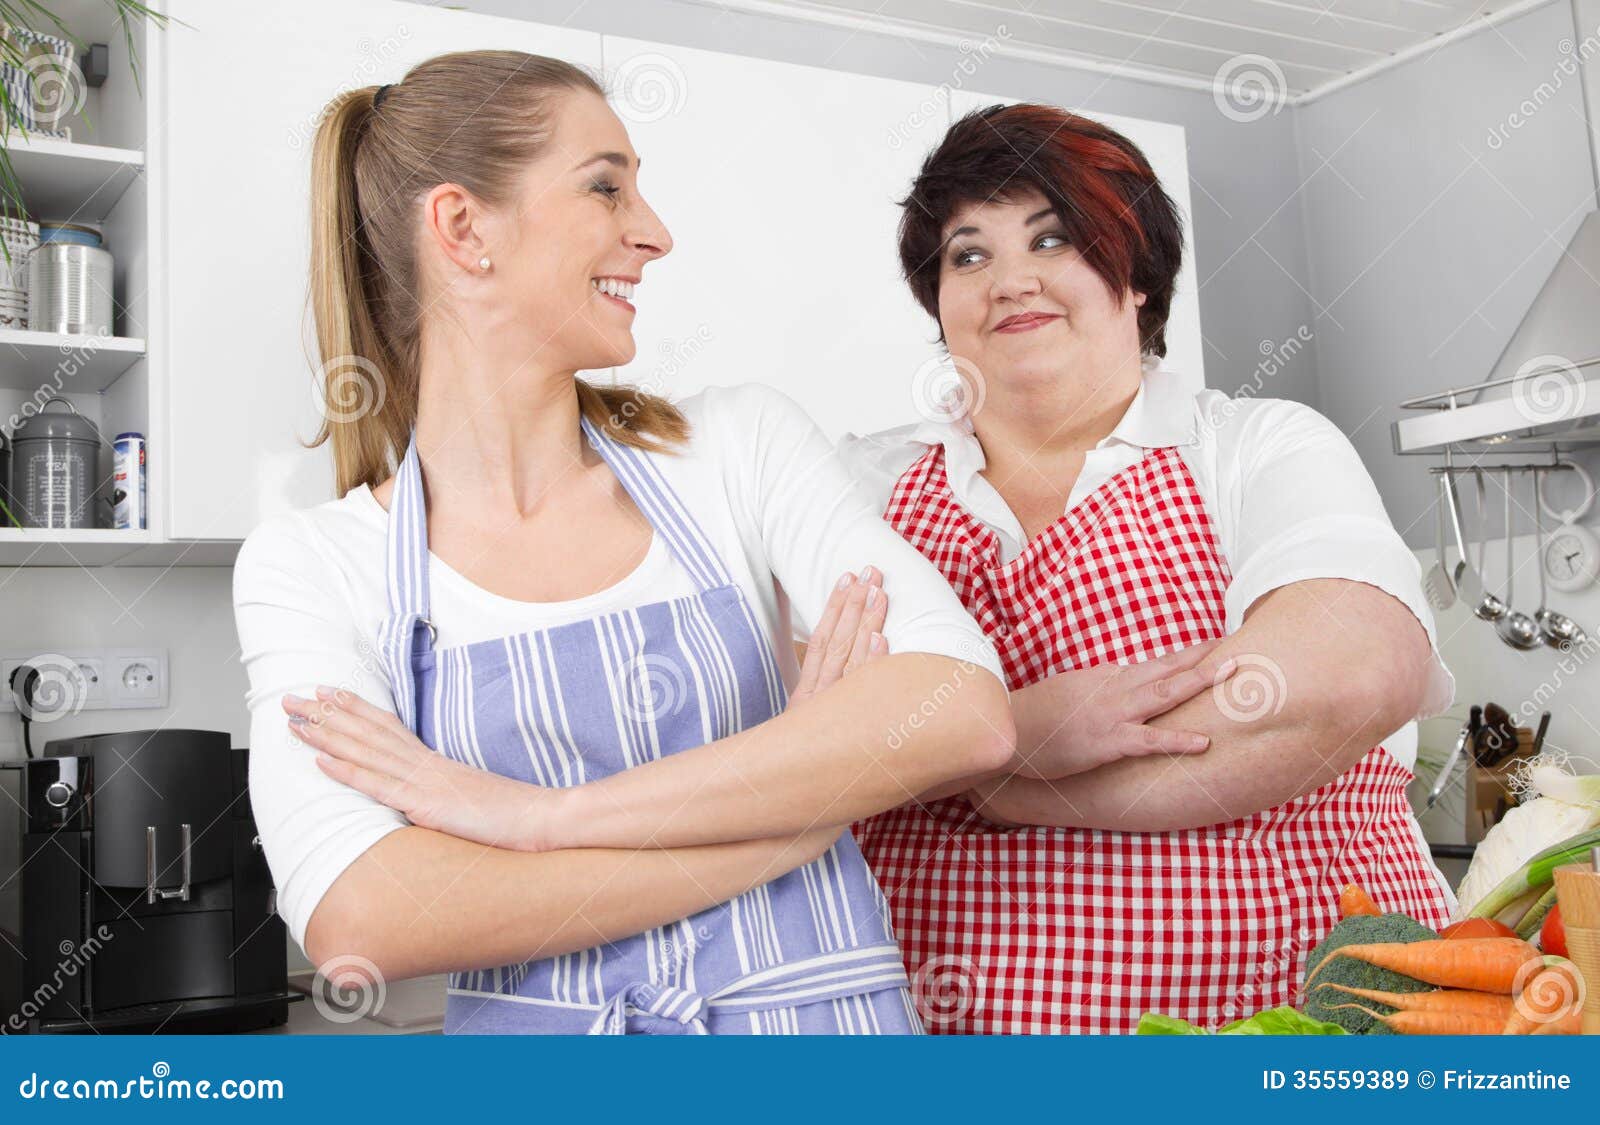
[0, 649, 168, 713]
[107, 651, 168, 709]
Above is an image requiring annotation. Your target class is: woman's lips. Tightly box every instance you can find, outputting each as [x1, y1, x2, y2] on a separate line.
[595, 289, 636, 314]
[992, 312, 1061, 333]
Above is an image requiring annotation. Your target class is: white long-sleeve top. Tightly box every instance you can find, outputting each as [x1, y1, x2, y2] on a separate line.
[234, 383, 1004, 951]
[834, 360, 1456, 773]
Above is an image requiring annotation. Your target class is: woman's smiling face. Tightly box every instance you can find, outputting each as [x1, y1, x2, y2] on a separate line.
[935, 185, 1144, 396]
[491, 91, 673, 372]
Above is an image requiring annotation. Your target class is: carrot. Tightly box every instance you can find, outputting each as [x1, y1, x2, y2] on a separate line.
[1303, 937, 1538, 994]
[1340, 883, 1380, 918]
[1500, 959, 1584, 1035]
[1313, 982, 1512, 1021]
[1325, 1002, 1504, 1035]
[1530, 1010, 1582, 1035]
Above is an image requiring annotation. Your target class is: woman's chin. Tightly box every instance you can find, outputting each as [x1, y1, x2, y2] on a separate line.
[578, 336, 637, 372]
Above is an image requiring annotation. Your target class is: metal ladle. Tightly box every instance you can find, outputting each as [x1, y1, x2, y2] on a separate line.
[1446, 468, 1505, 621]
[1496, 468, 1542, 650]
[1530, 467, 1589, 650]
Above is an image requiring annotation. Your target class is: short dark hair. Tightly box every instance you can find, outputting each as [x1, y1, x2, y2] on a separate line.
[898, 103, 1184, 357]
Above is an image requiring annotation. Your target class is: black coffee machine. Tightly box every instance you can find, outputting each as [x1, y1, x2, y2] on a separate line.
[0, 729, 292, 1033]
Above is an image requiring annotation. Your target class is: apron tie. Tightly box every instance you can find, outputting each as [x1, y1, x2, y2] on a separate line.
[584, 943, 909, 1034]
[590, 982, 710, 1035]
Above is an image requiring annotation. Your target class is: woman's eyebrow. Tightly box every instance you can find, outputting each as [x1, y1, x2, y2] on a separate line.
[571, 151, 634, 171]
[948, 206, 1056, 240]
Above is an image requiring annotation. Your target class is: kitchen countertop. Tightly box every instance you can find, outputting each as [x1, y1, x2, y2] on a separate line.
[255, 972, 445, 1035]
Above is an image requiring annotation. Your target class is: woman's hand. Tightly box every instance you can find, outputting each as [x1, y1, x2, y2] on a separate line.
[282, 688, 556, 853]
[1007, 640, 1236, 780]
[788, 566, 889, 708]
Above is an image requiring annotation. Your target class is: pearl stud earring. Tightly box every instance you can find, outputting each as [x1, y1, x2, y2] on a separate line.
[478, 256, 492, 272]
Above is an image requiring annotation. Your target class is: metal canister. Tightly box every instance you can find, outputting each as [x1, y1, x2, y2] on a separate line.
[112, 431, 146, 530]
[27, 223, 113, 336]
[10, 399, 103, 529]
[0, 429, 13, 527]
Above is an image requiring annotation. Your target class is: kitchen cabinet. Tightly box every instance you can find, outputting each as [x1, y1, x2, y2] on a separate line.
[159, 0, 602, 543]
[0, 1, 153, 565]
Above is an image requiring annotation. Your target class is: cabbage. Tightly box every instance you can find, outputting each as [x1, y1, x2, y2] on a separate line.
[1453, 753, 1600, 920]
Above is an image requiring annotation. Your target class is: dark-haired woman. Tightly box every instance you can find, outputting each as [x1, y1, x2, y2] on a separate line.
[840, 105, 1457, 1034]
[232, 52, 1043, 1035]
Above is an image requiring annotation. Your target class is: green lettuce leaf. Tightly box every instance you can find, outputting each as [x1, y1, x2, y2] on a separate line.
[1136, 1006, 1347, 1036]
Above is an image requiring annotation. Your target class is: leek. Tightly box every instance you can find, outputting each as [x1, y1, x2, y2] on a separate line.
[1515, 885, 1561, 940]
[1468, 825, 1600, 920]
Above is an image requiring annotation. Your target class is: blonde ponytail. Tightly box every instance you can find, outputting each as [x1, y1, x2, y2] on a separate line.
[306, 51, 687, 497]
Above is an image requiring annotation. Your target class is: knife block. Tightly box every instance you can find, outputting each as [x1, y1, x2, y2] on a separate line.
[1465, 756, 1531, 844]
[1553, 863, 1600, 1035]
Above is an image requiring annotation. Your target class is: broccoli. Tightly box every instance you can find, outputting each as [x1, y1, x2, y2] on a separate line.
[1300, 913, 1439, 1034]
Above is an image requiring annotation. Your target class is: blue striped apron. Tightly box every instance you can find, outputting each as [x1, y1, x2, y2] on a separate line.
[376, 419, 920, 1034]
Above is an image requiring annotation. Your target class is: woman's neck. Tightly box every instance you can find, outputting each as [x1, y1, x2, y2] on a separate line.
[971, 351, 1144, 479]
[412, 328, 590, 519]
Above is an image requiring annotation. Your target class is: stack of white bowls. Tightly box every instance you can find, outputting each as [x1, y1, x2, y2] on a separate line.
[0, 215, 38, 328]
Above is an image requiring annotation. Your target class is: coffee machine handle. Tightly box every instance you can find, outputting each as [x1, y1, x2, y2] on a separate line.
[145, 823, 193, 904]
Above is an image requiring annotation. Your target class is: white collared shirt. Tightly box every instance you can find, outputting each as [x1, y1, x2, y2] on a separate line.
[835, 360, 1454, 771]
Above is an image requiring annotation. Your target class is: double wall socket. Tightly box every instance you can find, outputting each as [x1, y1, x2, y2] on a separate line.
[0, 649, 169, 714]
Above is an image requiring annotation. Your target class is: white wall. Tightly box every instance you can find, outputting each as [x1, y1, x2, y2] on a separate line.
[1295, 1, 1600, 550]
[0, 566, 247, 759]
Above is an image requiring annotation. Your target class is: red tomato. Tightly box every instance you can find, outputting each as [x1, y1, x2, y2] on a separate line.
[1540, 904, 1567, 958]
[1440, 917, 1517, 940]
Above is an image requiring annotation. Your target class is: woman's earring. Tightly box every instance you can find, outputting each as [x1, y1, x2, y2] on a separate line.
[478, 256, 492, 272]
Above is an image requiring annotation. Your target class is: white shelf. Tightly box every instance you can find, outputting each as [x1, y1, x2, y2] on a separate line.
[0, 328, 146, 391]
[2, 134, 144, 222]
[0, 528, 154, 567]
[0, 530, 242, 568]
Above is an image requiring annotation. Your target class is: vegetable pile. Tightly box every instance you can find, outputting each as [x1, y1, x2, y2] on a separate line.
[1138, 859, 1590, 1035]
[1136, 759, 1597, 1035]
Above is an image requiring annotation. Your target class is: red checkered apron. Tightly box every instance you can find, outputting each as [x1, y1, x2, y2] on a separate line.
[856, 443, 1452, 1034]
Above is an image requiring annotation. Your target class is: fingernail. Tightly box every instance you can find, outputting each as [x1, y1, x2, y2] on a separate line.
[1188, 735, 1209, 750]
[870, 632, 887, 653]
[837, 573, 854, 590]
[859, 565, 874, 581]
[865, 586, 879, 607]
[288, 715, 307, 727]
[315, 685, 336, 700]
[1216, 658, 1238, 678]
[282, 693, 306, 705]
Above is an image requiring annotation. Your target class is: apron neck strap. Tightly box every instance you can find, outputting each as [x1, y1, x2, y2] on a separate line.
[579, 415, 733, 592]
[384, 430, 432, 624]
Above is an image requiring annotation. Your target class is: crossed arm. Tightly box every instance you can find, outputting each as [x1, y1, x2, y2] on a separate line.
[967, 578, 1436, 832]
[291, 623, 1013, 979]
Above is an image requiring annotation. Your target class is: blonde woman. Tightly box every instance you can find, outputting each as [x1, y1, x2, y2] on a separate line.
[234, 50, 1022, 1036]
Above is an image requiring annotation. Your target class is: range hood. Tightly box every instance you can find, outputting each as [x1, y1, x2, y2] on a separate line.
[1392, 211, 1600, 454]
[1393, 0, 1600, 457]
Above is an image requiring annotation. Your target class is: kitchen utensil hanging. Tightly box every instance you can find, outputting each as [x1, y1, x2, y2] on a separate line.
[1495, 468, 1542, 650]
[1424, 471, 1457, 610]
[1530, 467, 1588, 649]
